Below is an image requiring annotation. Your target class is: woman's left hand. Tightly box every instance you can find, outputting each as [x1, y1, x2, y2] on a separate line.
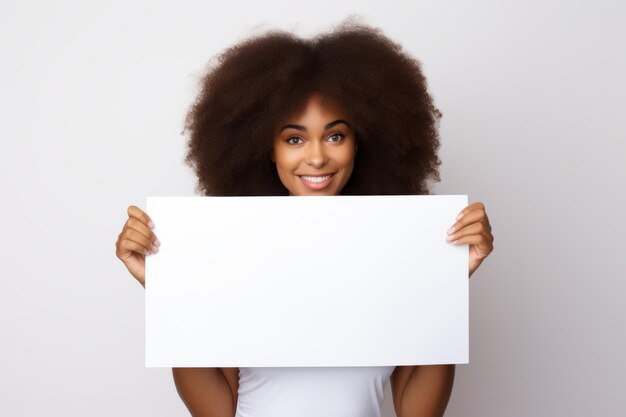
[446, 202, 494, 278]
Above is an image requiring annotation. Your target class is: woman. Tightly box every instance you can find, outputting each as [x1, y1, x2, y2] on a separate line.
[115, 21, 493, 417]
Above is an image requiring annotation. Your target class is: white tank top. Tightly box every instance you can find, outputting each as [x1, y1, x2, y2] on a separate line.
[234, 366, 395, 417]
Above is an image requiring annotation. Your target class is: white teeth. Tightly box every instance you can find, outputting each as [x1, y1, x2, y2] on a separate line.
[301, 175, 332, 183]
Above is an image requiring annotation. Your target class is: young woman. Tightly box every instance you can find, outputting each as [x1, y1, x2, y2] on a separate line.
[115, 21, 493, 417]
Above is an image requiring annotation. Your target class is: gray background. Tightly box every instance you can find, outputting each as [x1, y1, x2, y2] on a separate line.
[1, 1, 624, 416]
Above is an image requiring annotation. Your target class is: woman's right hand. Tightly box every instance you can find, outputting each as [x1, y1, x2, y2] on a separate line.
[115, 205, 160, 288]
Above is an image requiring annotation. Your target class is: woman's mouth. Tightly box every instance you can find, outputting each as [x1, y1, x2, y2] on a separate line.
[298, 173, 335, 190]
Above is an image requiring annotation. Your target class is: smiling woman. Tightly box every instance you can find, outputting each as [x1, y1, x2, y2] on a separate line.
[115, 17, 494, 417]
[182, 19, 443, 197]
[272, 93, 357, 196]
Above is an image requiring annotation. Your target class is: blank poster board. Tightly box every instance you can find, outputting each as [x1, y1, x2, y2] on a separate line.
[145, 195, 468, 367]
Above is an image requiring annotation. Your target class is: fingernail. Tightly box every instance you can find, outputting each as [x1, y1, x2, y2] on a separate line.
[148, 220, 155, 229]
[446, 235, 454, 242]
[447, 226, 455, 235]
[456, 213, 464, 221]
[154, 239, 161, 247]
[152, 246, 159, 253]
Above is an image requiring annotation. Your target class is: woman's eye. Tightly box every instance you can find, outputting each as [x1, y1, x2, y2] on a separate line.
[286, 137, 303, 145]
[327, 133, 344, 142]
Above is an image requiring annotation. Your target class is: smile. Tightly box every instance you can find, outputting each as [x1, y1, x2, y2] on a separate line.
[298, 173, 335, 190]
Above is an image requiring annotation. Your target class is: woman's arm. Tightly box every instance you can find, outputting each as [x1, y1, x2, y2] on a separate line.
[390, 203, 492, 415]
[115, 209, 240, 415]
[172, 368, 238, 417]
[390, 365, 455, 417]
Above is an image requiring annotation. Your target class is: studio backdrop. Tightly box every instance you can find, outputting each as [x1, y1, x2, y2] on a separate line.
[1, 1, 624, 416]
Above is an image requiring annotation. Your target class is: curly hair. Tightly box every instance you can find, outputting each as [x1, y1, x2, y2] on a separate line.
[184, 20, 442, 196]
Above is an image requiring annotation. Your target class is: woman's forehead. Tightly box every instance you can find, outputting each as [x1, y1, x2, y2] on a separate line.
[287, 92, 347, 119]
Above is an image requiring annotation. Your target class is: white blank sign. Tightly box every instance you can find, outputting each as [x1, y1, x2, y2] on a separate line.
[145, 195, 468, 367]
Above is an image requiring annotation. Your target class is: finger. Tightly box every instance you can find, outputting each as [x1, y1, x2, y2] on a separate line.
[451, 233, 494, 256]
[448, 205, 488, 235]
[448, 233, 487, 247]
[116, 238, 151, 258]
[455, 202, 484, 220]
[122, 228, 159, 254]
[127, 205, 155, 229]
[126, 217, 160, 245]
[446, 222, 486, 242]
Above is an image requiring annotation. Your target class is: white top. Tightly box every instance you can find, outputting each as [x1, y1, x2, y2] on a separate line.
[234, 366, 395, 417]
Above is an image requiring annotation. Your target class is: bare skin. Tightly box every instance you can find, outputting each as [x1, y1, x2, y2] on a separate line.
[115, 206, 237, 416]
[114, 93, 494, 417]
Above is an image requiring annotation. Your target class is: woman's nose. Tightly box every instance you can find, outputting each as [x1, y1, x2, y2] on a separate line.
[305, 141, 328, 168]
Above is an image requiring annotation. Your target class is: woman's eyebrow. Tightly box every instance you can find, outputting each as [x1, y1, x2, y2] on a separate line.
[279, 119, 349, 132]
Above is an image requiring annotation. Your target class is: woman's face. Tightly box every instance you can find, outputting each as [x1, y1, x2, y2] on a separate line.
[272, 93, 357, 196]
